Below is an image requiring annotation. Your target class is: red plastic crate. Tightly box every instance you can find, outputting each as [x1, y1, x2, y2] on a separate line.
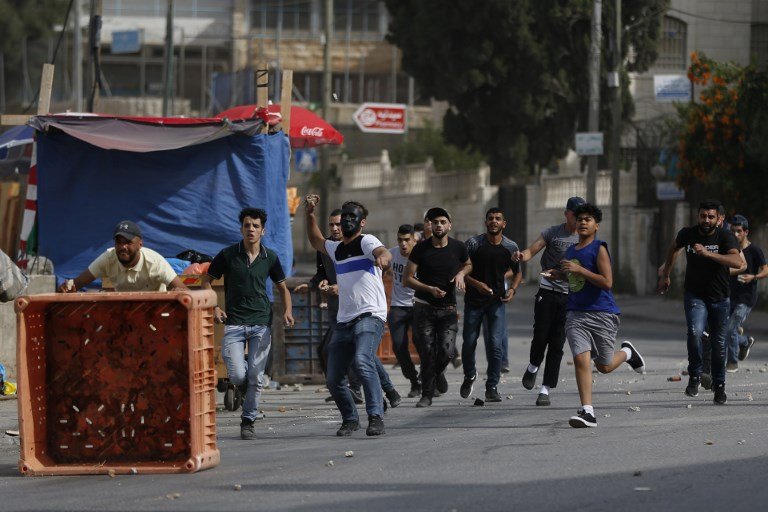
[15, 290, 220, 476]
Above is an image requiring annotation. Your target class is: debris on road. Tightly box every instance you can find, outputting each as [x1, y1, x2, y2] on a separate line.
[686, 404, 692, 409]
[628, 406, 640, 412]
[344, 451, 354, 458]
[474, 398, 485, 406]
[234, 484, 242, 491]
[505, 395, 513, 400]
[278, 406, 286, 413]
[108, 469, 116, 478]
[166, 493, 181, 500]
[633, 471, 642, 476]
[5, 430, 19, 436]
[738, 440, 746, 445]
[634, 487, 651, 492]
[293, 384, 303, 392]
[667, 376, 682, 382]
[325, 460, 334, 467]
[705, 440, 714, 445]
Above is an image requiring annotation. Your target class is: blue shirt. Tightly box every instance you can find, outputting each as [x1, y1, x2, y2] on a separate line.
[565, 239, 620, 314]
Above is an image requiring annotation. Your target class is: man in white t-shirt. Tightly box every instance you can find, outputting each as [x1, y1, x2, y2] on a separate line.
[305, 194, 391, 437]
[387, 223, 421, 397]
[58, 220, 186, 293]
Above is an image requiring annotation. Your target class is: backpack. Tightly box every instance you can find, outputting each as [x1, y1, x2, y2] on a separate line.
[0, 249, 29, 302]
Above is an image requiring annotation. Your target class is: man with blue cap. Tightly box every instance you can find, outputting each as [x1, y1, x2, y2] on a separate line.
[513, 196, 585, 406]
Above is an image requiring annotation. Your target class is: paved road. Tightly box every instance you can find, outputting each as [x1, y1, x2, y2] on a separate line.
[2, 285, 768, 511]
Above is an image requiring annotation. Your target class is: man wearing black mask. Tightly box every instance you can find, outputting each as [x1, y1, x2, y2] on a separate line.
[305, 195, 392, 436]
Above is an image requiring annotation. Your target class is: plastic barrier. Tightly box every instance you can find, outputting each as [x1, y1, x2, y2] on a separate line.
[15, 290, 220, 476]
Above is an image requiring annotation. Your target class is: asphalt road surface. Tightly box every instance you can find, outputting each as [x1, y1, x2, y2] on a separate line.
[2, 285, 767, 511]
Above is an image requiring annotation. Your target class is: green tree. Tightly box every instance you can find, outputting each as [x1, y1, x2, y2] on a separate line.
[384, 0, 668, 182]
[0, 0, 68, 111]
[674, 52, 768, 225]
[391, 121, 484, 172]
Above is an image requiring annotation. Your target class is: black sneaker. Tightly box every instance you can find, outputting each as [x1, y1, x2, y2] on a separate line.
[415, 396, 432, 408]
[460, 372, 477, 399]
[240, 419, 256, 440]
[739, 336, 755, 361]
[685, 376, 701, 397]
[385, 388, 402, 408]
[713, 383, 727, 405]
[535, 393, 550, 406]
[366, 415, 385, 436]
[621, 341, 646, 374]
[485, 386, 502, 402]
[436, 372, 449, 394]
[407, 380, 422, 398]
[350, 388, 364, 404]
[569, 409, 597, 428]
[336, 420, 360, 437]
[522, 369, 537, 390]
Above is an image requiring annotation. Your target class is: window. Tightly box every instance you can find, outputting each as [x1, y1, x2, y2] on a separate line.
[656, 16, 687, 69]
[751, 24, 768, 69]
[250, 0, 314, 34]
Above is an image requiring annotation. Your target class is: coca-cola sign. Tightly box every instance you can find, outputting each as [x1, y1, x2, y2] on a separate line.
[352, 103, 407, 134]
[300, 126, 324, 137]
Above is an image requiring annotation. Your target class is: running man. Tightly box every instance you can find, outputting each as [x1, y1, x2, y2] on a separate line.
[513, 196, 585, 406]
[460, 208, 521, 402]
[405, 207, 471, 407]
[725, 215, 767, 371]
[658, 200, 742, 404]
[387, 224, 421, 397]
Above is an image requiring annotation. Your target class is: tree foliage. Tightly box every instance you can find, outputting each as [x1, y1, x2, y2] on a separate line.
[0, 0, 68, 110]
[384, 0, 668, 181]
[674, 52, 768, 225]
[390, 121, 484, 172]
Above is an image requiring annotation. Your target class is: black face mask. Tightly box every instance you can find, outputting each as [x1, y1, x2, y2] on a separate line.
[341, 206, 364, 237]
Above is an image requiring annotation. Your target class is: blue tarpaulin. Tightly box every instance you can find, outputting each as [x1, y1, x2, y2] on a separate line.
[36, 130, 293, 282]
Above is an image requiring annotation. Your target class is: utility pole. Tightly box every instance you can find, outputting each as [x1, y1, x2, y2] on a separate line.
[610, 0, 622, 278]
[162, 0, 175, 117]
[586, 0, 602, 204]
[86, 0, 102, 112]
[73, 0, 83, 111]
[319, 0, 333, 222]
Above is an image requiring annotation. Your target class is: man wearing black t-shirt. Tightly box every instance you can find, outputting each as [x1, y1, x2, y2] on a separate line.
[658, 200, 742, 404]
[725, 215, 767, 371]
[405, 207, 472, 407]
[460, 208, 522, 402]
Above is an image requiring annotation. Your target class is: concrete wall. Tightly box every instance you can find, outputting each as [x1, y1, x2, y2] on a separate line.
[0, 276, 56, 380]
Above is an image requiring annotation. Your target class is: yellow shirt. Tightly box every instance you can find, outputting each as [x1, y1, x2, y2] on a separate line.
[88, 247, 177, 292]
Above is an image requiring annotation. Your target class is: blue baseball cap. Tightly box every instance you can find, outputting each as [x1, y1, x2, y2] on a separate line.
[566, 196, 586, 211]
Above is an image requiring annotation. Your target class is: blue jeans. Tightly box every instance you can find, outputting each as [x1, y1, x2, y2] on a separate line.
[726, 302, 752, 363]
[222, 324, 271, 422]
[483, 314, 509, 367]
[462, 301, 506, 388]
[684, 292, 729, 386]
[327, 315, 385, 421]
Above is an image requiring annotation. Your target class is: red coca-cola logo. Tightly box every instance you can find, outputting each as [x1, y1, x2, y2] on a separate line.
[300, 126, 324, 137]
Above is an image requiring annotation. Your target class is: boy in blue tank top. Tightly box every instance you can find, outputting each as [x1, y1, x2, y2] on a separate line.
[547, 204, 646, 428]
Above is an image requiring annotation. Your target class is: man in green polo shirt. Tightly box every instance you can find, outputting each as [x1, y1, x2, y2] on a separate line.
[203, 208, 294, 440]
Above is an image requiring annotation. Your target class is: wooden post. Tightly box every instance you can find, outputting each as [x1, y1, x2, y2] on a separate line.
[256, 62, 268, 107]
[280, 69, 293, 139]
[37, 63, 55, 115]
[255, 62, 268, 133]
